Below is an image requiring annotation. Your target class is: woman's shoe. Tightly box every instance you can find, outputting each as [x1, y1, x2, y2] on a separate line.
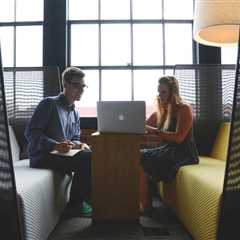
[140, 204, 153, 216]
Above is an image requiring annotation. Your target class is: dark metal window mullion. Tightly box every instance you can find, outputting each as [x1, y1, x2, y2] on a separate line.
[68, 23, 71, 68]
[98, 0, 102, 101]
[68, 19, 191, 25]
[130, 0, 134, 101]
[14, 0, 17, 68]
[192, 23, 197, 65]
[192, 0, 197, 64]
[66, 0, 70, 67]
[162, 0, 166, 74]
[13, 0, 17, 118]
[79, 65, 175, 70]
[0, 21, 43, 27]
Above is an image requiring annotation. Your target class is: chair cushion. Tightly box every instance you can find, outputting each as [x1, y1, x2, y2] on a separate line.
[14, 160, 71, 240]
[210, 122, 230, 161]
[10, 119, 29, 159]
[159, 156, 225, 240]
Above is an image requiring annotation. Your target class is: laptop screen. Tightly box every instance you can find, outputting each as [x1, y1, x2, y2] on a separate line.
[97, 101, 146, 134]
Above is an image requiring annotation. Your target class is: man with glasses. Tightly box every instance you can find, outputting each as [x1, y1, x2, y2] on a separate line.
[25, 67, 92, 216]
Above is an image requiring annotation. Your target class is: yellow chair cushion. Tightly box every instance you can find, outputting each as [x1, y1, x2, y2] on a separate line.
[158, 122, 230, 239]
[159, 157, 225, 240]
[210, 122, 230, 161]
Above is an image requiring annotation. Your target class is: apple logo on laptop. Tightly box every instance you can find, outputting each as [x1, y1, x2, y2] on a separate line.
[118, 114, 125, 121]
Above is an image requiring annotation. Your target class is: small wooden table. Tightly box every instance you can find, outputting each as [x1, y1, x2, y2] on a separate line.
[91, 132, 141, 221]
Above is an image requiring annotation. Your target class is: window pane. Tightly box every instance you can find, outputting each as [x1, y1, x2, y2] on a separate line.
[132, 0, 162, 19]
[16, 0, 43, 21]
[164, 69, 174, 75]
[69, 0, 98, 20]
[164, 0, 193, 19]
[0, 0, 14, 22]
[0, 27, 14, 67]
[101, 24, 131, 66]
[221, 46, 238, 64]
[71, 24, 98, 66]
[101, 0, 130, 19]
[102, 70, 131, 100]
[75, 70, 99, 117]
[133, 24, 163, 65]
[165, 24, 193, 65]
[134, 70, 163, 116]
[16, 26, 43, 67]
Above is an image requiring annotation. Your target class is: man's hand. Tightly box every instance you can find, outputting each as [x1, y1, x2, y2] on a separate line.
[54, 141, 74, 153]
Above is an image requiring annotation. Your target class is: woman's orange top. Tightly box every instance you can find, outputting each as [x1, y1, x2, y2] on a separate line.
[146, 104, 193, 144]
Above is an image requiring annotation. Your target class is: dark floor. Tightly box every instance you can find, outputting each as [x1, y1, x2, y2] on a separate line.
[48, 198, 192, 240]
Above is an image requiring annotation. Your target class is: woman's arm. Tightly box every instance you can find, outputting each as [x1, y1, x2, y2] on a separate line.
[157, 104, 193, 144]
[146, 112, 157, 126]
[145, 112, 158, 134]
[143, 112, 162, 145]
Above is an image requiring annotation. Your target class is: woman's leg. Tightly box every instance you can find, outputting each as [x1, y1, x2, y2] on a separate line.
[139, 147, 165, 212]
[139, 166, 152, 212]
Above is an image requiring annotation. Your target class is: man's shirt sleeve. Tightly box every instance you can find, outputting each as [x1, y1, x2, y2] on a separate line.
[25, 98, 58, 153]
[71, 110, 81, 145]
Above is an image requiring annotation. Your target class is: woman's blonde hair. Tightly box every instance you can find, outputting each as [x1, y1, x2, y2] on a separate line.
[156, 75, 183, 130]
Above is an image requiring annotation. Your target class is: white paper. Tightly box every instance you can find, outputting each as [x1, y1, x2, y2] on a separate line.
[50, 149, 82, 157]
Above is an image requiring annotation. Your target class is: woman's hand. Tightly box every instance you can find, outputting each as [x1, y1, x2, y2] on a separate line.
[145, 124, 158, 134]
[143, 132, 162, 147]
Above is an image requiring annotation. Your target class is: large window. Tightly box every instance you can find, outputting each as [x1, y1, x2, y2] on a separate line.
[221, 46, 238, 64]
[68, 0, 194, 117]
[0, 0, 43, 67]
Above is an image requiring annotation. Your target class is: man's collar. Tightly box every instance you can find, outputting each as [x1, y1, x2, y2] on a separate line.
[58, 93, 75, 111]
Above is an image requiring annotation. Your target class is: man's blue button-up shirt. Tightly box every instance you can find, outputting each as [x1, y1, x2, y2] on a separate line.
[25, 93, 81, 167]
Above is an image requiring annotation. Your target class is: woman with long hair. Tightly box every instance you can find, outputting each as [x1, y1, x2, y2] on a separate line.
[140, 75, 199, 212]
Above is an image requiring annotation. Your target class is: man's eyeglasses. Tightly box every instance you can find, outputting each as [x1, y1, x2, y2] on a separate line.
[69, 82, 88, 89]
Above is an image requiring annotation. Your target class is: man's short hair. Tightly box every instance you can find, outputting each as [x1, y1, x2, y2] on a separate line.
[62, 67, 85, 86]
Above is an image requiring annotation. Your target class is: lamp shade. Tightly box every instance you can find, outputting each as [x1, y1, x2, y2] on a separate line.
[194, 0, 240, 47]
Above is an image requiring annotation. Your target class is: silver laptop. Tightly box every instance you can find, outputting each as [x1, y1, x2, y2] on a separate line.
[97, 101, 146, 134]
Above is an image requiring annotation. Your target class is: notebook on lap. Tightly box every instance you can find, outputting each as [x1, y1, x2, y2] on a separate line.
[97, 101, 146, 134]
